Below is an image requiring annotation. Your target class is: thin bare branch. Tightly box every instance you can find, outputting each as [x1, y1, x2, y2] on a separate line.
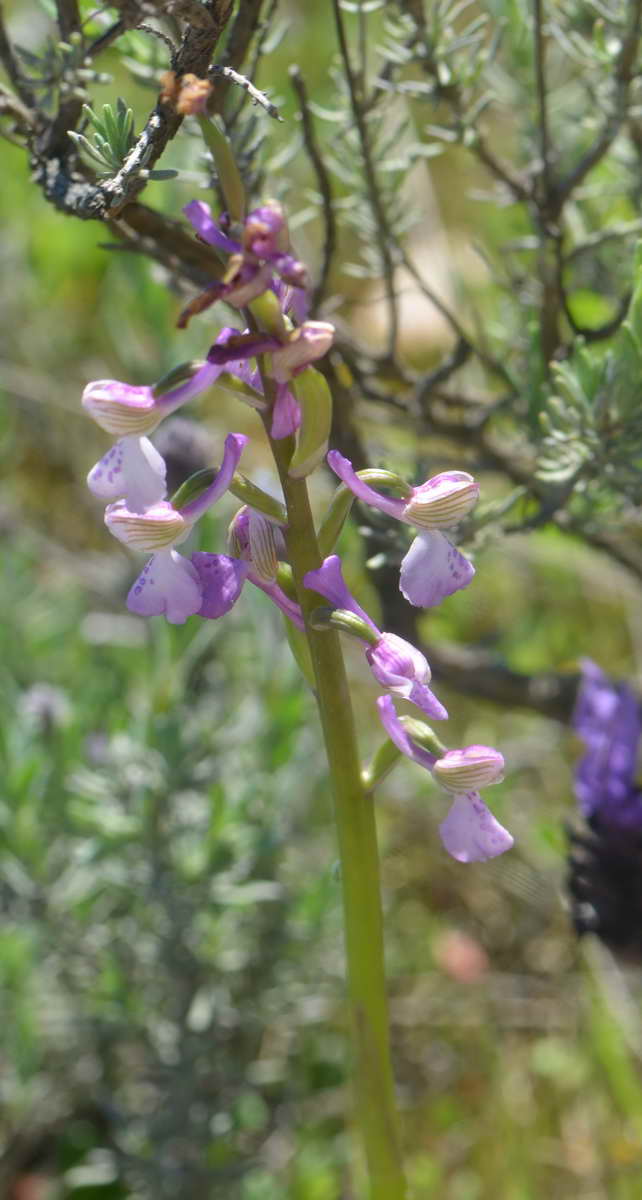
[107, 200, 223, 286]
[413, 338, 472, 407]
[85, 19, 125, 59]
[213, 0, 267, 119]
[0, 80, 35, 134]
[220, 0, 264, 71]
[290, 64, 336, 314]
[210, 62, 281, 119]
[532, 0, 553, 202]
[471, 133, 532, 204]
[55, 0, 81, 42]
[332, 0, 399, 357]
[397, 246, 514, 386]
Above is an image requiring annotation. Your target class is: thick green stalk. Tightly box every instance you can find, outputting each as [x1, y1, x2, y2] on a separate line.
[268, 431, 407, 1199]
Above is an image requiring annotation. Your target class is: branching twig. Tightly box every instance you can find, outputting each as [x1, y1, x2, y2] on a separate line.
[217, 0, 272, 124]
[532, 0, 553, 204]
[564, 220, 642, 263]
[397, 246, 514, 386]
[413, 338, 472, 408]
[0, 81, 35, 134]
[85, 20, 125, 59]
[31, 3, 231, 219]
[554, 0, 642, 208]
[210, 62, 280, 119]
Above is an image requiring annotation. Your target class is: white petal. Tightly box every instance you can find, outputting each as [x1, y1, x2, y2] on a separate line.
[87, 436, 167, 509]
[127, 549, 202, 624]
[122, 436, 167, 510]
[400, 531, 475, 608]
[439, 793, 513, 863]
[87, 440, 126, 500]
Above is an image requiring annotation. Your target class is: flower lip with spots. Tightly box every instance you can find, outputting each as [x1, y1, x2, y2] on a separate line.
[377, 695, 512, 863]
[326, 449, 478, 609]
[104, 433, 247, 625]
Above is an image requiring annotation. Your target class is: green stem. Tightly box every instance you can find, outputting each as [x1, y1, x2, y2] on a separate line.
[268, 430, 407, 1199]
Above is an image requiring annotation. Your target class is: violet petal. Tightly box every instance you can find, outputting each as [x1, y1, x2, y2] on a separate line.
[439, 792, 514, 863]
[376, 695, 436, 770]
[127, 548, 202, 624]
[270, 383, 301, 439]
[183, 200, 240, 253]
[400, 531, 475, 608]
[326, 450, 406, 520]
[179, 432, 247, 521]
[192, 552, 249, 618]
[303, 555, 378, 633]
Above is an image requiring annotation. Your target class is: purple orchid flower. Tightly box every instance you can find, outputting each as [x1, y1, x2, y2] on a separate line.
[206, 321, 334, 440]
[201, 326, 298, 439]
[185, 199, 307, 283]
[573, 659, 642, 831]
[83, 361, 220, 511]
[105, 433, 247, 624]
[242, 203, 290, 258]
[206, 322, 334, 382]
[181, 200, 308, 326]
[303, 555, 447, 720]
[192, 506, 304, 629]
[377, 695, 511, 862]
[326, 450, 479, 609]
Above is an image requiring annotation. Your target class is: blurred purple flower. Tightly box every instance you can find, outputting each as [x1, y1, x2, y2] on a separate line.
[573, 659, 642, 830]
[568, 661, 642, 954]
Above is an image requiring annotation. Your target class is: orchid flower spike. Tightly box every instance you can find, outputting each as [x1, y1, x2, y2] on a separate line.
[326, 450, 479, 608]
[105, 433, 247, 624]
[377, 696, 511, 863]
[191, 505, 304, 629]
[303, 555, 447, 721]
[83, 361, 219, 511]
